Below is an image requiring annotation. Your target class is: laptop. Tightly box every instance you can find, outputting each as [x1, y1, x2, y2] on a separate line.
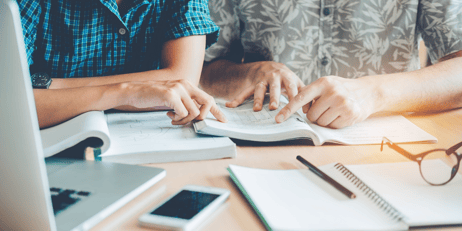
[0, 1, 166, 230]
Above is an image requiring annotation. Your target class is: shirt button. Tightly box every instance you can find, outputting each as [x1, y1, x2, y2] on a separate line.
[118, 28, 126, 35]
[323, 8, 331, 16]
[321, 57, 329, 66]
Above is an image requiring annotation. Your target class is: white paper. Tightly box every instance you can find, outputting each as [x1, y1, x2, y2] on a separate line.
[195, 97, 317, 142]
[346, 160, 462, 226]
[196, 97, 437, 145]
[40, 111, 110, 157]
[229, 165, 407, 230]
[101, 111, 236, 164]
[311, 114, 438, 144]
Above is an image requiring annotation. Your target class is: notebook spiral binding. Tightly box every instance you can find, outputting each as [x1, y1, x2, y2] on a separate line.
[334, 163, 406, 222]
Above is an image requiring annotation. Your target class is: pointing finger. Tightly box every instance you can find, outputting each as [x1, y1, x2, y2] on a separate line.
[275, 84, 322, 123]
[226, 86, 254, 108]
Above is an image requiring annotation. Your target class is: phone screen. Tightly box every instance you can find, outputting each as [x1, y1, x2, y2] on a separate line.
[150, 190, 220, 220]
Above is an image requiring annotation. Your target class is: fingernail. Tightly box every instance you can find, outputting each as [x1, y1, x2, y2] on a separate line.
[167, 113, 174, 119]
[254, 103, 260, 109]
[276, 114, 284, 122]
[271, 102, 277, 109]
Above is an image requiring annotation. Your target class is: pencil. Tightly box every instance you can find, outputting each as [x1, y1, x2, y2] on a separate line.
[296, 155, 356, 199]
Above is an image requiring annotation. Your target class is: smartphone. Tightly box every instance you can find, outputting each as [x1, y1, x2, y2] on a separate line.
[139, 185, 230, 231]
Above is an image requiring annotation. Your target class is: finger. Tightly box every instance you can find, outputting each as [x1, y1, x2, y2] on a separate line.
[275, 84, 322, 123]
[315, 107, 340, 127]
[226, 86, 254, 108]
[209, 103, 228, 123]
[253, 81, 268, 111]
[328, 115, 353, 129]
[164, 93, 189, 121]
[191, 90, 228, 123]
[268, 80, 281, 110]
[306, 95, 331, 122]
[302, 100, 312, 114]
[166, 111, 175, 120]
[193, 99, 201, 108]
[173, 94, 201, 124]
[281, 73, 299, 101]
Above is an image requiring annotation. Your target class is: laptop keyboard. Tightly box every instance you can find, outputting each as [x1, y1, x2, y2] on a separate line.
[50, 187, 91, 215]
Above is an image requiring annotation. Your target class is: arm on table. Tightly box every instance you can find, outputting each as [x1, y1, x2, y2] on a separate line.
[276, 51, 462, 128]
[35, 35, 226, 128]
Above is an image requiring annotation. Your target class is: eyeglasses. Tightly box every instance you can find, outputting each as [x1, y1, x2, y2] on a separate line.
[380, 137, 462, 186]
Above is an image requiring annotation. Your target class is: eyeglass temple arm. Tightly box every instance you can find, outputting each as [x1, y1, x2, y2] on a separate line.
[446, 141, 462, 155]
[381, 138, 418, 161]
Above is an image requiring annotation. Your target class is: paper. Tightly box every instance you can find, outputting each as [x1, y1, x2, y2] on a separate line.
[311, 114, 438, 144]
[346, 160, 462, 226]
[40, 111, 110, 157]
[102, 111, 232, 156]
[229, 165, 407, 230]
[197, 97, 315, 141]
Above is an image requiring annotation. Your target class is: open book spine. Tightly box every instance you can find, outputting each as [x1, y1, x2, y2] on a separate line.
[334, 163, 406, 222]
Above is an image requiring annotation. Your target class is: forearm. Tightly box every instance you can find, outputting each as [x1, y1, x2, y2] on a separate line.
[34, 84, 127, 128]
[50, 68, 193, 89]
[200, 60, 252, 99]
[374, 56, 462, 112]
[51, 35, 206, 90]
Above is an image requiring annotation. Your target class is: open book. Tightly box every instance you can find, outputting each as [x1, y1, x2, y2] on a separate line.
[228, 160, 462, 230]
[194, 97, 437, 145]
[40, 111, 236, 164]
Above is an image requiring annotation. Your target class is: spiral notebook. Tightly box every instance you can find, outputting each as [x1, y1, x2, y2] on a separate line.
[228, 160, 462, 230]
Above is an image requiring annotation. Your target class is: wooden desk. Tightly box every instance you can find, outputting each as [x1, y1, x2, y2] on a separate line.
[91, 109, 462, 231]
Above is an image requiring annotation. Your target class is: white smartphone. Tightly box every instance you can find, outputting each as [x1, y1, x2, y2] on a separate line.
[139, 185, 230, 231]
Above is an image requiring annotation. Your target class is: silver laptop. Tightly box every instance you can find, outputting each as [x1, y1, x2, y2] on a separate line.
[0, 1, 166, 230]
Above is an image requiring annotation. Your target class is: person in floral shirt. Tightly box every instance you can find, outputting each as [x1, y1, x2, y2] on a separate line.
[201, 0, 462, 128]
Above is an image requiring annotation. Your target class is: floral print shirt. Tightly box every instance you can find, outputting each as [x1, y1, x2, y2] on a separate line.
[205, 0, 462, 84]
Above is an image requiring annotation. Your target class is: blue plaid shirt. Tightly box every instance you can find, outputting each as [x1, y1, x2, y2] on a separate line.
[17, 0, 219, 78]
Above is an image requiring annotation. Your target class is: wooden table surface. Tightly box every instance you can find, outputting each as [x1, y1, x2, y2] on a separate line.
[91, 109, 462, 231]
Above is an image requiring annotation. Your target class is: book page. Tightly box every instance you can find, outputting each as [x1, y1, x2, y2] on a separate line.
[345, 160, 462, 226]
[40, 111, 110, 157]
[229, 165, 407, 230]
[102, 111, 235, 160]
[195, 97, 317, 142]
[310, 114, 437, 144]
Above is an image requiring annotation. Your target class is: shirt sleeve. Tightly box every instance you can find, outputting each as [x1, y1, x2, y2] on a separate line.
[418, 0, 462, 64]
[204, 0, 242, 62]
[16, 0, 41, 67]
[162, 0, 220, 49]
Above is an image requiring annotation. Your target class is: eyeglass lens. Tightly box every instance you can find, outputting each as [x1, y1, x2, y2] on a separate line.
[420, 151, 459, 185]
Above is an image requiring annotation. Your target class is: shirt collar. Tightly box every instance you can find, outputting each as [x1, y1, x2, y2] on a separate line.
[98, 0, 151, 26]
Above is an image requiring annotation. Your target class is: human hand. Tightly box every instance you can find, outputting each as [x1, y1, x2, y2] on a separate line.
[225, 61, 304, 111]
[123, 79, 227, 125]
[275, 76, 379, 128]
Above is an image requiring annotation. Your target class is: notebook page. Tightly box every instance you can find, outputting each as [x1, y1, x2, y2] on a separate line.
[229, 165, 407, 230]
[345, 160, 462, 226]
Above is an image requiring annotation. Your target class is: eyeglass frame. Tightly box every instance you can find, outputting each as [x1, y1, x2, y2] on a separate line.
[380, 137, 462, 186]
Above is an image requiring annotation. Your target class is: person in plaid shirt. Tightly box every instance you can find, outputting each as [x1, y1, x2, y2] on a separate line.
[17, 0, 227, 128]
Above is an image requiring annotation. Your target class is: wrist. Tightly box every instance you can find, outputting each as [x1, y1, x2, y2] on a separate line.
[91, 83, 132, 110]
[362, 75, 386, 114]
[113, 82, 134, 107]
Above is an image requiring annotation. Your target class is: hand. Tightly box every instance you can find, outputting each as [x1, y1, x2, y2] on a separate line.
[123, 79, 227, 125]
[275, 76, 379, 129]
[225, 61, 304, 111]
